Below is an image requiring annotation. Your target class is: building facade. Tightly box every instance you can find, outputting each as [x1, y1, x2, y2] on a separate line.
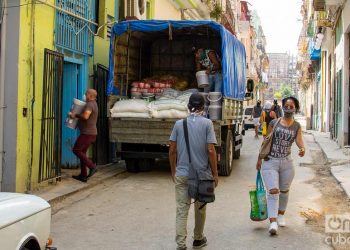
[0, 0, 119, 192]
[298, 0, 350, 146]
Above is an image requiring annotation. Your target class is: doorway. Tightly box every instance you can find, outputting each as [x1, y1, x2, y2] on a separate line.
[61, 62, 81, 168]
[335, 69, 343, 140]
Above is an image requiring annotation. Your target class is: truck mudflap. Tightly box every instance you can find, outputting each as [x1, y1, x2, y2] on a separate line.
[235, 134, 243, 151]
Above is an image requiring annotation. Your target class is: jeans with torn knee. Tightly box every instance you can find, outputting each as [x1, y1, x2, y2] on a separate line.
[261, 156, 295, 218]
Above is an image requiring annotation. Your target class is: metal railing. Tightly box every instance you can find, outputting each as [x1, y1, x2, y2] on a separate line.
[55, 0, 96, 55]
[39, 49, 64, 183]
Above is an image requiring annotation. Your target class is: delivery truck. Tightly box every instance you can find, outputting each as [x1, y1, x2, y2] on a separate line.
[107, 20, 248, 176]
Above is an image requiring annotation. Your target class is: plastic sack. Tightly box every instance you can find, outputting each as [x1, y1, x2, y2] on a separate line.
[110, 99, 149, 114]
[148, 99, 187, 112]
[151, 109, 188, 119]
[110, 112, 151, 118]
[250, 171, 268, 221]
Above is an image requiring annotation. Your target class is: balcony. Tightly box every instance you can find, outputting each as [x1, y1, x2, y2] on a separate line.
[313, 0, 326, 11]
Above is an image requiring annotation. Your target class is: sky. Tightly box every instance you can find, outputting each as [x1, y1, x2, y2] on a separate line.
[248, 0, 303, 54]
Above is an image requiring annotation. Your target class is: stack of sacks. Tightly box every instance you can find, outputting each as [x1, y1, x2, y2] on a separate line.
[110, 99, 150, 118]
[149, 99, 188, 119]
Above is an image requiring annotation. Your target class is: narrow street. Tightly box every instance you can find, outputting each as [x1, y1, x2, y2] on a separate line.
[50, 128, 344, 250]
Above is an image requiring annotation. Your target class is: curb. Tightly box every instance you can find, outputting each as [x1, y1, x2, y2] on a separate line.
[46, 166, 127, 205]
[306, 131, 330, 164]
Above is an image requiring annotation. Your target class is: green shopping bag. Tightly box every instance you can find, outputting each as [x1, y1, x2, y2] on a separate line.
[249, 171, 268, 221]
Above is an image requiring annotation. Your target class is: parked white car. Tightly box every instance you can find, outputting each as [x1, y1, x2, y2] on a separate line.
[243, 105, 255, 130]
[0, 192, 55, 250]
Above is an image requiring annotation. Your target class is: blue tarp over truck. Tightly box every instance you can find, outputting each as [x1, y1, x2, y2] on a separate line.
[107, 20, 246, 99]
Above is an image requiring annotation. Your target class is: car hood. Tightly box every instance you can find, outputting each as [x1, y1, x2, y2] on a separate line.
[0, 192, 50, 229]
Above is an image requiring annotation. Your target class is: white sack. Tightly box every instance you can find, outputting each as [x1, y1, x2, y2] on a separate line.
[148, 99, 187, 111]
[110, 99, 149, 113]
[111, 112, 151, 118]
[151, 109, 189, 119]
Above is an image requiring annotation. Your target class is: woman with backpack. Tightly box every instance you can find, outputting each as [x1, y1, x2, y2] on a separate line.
[256, 96, 305, 235]
[260, 101, 277, 137]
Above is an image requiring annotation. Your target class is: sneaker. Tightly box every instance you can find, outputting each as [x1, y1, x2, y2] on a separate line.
[193, 237, 207, 249]
[72, 175, 87, 183]
[269, 222, 278, 235]
[88, 167, 97, 178]
[277, 214, 286, 227]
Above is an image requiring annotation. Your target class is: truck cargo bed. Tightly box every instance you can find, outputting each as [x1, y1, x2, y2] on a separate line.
[109, 117, 222, 146]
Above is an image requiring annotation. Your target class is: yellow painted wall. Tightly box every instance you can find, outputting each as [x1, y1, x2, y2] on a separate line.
[154, 1, 181, 20]
[94, 0, 116, 67]
[15, 1, 116, 192]
[17, 1, 56, 192]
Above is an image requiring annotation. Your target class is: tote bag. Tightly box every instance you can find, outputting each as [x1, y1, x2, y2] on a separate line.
[250, 171, 268, 221]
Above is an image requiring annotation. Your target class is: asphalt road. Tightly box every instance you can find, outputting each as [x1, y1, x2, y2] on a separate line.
[51, 130, 331, 250]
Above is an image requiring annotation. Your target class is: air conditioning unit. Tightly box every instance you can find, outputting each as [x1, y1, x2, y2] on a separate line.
[124, 0, 146, 20]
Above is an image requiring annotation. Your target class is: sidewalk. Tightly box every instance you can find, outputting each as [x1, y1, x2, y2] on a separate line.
[33, 162, 126, 204]
[307, 130, 350, 198]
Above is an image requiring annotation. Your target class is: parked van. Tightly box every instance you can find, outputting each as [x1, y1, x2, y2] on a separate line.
[243, 105, 255, 130]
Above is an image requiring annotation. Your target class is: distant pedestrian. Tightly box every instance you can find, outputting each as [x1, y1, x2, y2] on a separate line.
[69, 89, 99, 183]
[256, 96, 305, 235]
[252, 100, 262, 138]
[169, 93, 219, 250]
[260, 101, 277, 137]
[273, 99, 283, 118]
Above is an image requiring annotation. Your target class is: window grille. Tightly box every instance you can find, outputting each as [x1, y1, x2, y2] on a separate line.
[55, 0, 96, 55]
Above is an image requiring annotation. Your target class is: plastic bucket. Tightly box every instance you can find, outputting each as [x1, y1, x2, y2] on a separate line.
[200, 92, 209, 105]
[64, 98, 86, 129]
[209, 105, 222, 120]
[208, 92, 222, 106]
[196, 71, 209, 88]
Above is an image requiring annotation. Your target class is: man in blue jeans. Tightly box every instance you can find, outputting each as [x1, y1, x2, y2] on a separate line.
[169, 93, 219, 250]
[194, 48, 222, 93]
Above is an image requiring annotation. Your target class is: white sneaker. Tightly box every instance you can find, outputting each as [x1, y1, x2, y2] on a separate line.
[269, 222, 278, 235]
[277, 215, 286, 227]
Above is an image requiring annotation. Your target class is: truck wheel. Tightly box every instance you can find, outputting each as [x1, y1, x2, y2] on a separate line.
[219, 130, 233, 176]
[125, 159, 139, 173]
[139, 159, 153, 172]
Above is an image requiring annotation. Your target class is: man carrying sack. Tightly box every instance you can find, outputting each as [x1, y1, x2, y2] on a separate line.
[169, 93, 218, 250]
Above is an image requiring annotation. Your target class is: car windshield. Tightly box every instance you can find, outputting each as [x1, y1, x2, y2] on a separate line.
[245, 108, 253, 115]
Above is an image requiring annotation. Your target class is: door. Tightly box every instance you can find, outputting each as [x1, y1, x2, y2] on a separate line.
[39, 49, 63, 183]
[61, 62, 80, 168]
[335, 69, 343, 139]
[93, 64, 110, 165]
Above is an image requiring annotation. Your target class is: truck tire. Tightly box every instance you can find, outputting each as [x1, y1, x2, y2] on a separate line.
[219, 130, 233, 176]
[125, 159, 139, 173]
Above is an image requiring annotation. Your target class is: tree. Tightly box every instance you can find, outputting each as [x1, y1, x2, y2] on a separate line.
[277, 84, 294, 98]
[204, 1, 223, 21]
[274, 91, 282, 99]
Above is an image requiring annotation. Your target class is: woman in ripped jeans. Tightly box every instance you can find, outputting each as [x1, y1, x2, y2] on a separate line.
[256, 97, 305, 235]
